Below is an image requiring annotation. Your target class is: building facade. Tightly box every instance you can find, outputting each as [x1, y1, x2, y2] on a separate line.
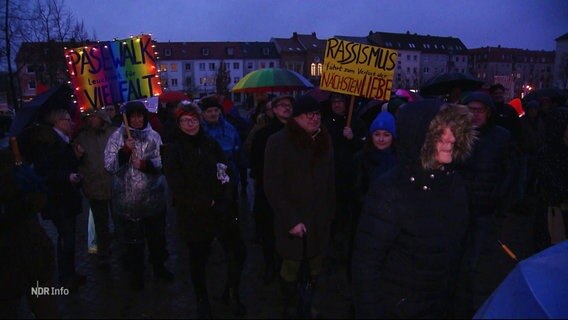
[554, 32, 568, 89]
[468, 46, 555, 98]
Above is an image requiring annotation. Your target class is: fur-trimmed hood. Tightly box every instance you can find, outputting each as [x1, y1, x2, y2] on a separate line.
[396, 99, 475, 171]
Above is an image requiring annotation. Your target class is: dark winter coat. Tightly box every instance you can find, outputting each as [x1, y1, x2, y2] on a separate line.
[352, 100, 475, 318]
[32, 127, 82, 221]
[353, 145, 397, 204]
[74, 113, 117, 200]
[536, 107, 568, 206]
[264, 119, 335, 261]
[456, 124, 513, 216]
[163, 129, 234, 243]
[323, 113, 366, 200]
[249, 117, 285, 183]
[0, 151, 55, 298]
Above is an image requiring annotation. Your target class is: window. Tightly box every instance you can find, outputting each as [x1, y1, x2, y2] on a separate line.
[413, 67, 417, 74]
[227, 47, 234, 56]
[269, 62, 275, 68]
[27, 65, 44, 73]
[317, 63, 322, 76]
[423, 67, 429, 73]
[171, 64, 177, 72]
[209, 63, 215, 70]
[171, 78, 178, 86]
[262, 47, 270, 56]
[311, 63, 316, 77]
[199, 63, 205, 71]
[164, 48, 171, 56]
[233, 62, 240, 69]
[261, 62, 266, 68]
[234, 77, 239, 84]
[414, 55, 417, 61]
[407, 67, 410, 73]
[407, 55, 410, 61]
[185, 63, 191, 71]
[225, 63, 230, 70]
[28, 80, 36, 89]
[202, 48, 209, 56]
[247, 62, 253, 69]
[160, 64, 168, 72]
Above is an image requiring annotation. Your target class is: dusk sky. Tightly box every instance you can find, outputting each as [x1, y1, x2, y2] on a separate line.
[67, 0, 568, 51]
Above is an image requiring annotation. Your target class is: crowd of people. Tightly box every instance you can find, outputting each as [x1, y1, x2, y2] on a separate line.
[1, 85, 567, 319]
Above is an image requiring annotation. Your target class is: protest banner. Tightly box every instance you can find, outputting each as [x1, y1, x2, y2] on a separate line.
[64, 34, 162, 111]
[320, 38, 398, 101]
[320, 38, 398, 126]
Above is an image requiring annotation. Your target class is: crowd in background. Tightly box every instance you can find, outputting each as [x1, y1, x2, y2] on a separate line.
[1, 84, 567, 319]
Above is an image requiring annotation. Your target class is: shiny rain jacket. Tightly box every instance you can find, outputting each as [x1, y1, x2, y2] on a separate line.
[104, 124, 166, 221]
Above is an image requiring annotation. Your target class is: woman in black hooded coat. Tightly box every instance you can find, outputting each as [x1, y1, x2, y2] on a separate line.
[352, 100, 476, 318]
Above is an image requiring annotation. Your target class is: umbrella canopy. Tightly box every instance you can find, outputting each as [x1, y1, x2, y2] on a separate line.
[420, 72, 484, 96]
[158, 90, 190, 104]
[306, 86, 332, 103]
[231, 68, 314, 93]
[523, 87, 568, 103]
[9, 84, 74, 137]
[474, 241, 568, 319]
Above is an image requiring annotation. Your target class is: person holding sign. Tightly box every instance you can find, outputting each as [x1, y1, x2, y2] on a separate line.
[322, 93, 366, 266]
[352, 100, 475, 318]
[104, 101, 172, 291]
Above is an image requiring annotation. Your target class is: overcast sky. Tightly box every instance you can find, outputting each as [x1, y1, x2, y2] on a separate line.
[66, 0, 568, 51]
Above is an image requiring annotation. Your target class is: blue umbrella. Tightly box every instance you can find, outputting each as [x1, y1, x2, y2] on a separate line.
[474, 241, 568, 319]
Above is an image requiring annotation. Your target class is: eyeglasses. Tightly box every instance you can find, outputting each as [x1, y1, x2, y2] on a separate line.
[179, 118, 199, 125]
[275, 103, 292, 109]
[305, 111, 321, 120]
[468, 107, 487, 114]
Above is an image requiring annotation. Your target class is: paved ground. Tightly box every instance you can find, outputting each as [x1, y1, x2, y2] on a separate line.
[18, 178, 543, 319]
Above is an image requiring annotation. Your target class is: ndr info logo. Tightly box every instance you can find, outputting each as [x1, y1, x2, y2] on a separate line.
[30, 281, 69, 298]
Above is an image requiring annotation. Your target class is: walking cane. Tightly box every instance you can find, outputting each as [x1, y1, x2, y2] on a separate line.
[9, 137, 23, 166]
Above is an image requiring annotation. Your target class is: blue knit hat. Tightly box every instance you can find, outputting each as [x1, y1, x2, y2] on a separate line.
[369, 111, 397, 138]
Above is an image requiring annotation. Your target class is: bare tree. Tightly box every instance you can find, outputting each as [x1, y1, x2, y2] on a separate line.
[1, 0, 91, 108]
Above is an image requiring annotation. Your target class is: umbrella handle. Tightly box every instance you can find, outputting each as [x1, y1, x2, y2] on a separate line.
[9, 137, 23, 166]
[498, 240, 518, 262]
[346, 95, 355, 128]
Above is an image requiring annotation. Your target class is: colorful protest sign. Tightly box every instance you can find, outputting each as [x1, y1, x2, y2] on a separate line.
[320, 38, 398, 100]
[64, 34, 161, 111]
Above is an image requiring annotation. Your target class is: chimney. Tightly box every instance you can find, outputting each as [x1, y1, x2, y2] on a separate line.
[293, 32, 298, 39]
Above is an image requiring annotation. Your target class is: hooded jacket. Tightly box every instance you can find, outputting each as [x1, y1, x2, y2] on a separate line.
[104, 122, 165, 221]
[74, 109, 117, 200]
[352, 100, 475, 318]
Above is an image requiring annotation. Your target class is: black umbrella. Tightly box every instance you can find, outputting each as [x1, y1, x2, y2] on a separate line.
[523, 87, 568, 104]
[9, 84, 74, 137]
[420, 72, 484, 96]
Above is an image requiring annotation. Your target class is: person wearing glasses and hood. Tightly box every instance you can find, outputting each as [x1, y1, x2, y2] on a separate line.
[264, 94, 335, 318]
[163, 101, 247, 318]
[104, 101, 172, 291]
[352, 100, 475, 318]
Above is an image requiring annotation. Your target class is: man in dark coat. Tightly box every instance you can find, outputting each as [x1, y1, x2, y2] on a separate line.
[457, 92, 514, 316]
[264, 94, 335, 317]
[322, 93, 366, 260]
[250, 94, 294, 284]
[352, 100, 475, 318]
[32, 108, 85, 292]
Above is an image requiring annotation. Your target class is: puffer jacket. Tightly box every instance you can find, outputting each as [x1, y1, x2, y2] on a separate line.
[104, 123, 166, 221]
[352, 100, 475, 319]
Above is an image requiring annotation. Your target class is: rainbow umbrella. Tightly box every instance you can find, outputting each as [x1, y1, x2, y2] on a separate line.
[231, 68, 314, 93]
